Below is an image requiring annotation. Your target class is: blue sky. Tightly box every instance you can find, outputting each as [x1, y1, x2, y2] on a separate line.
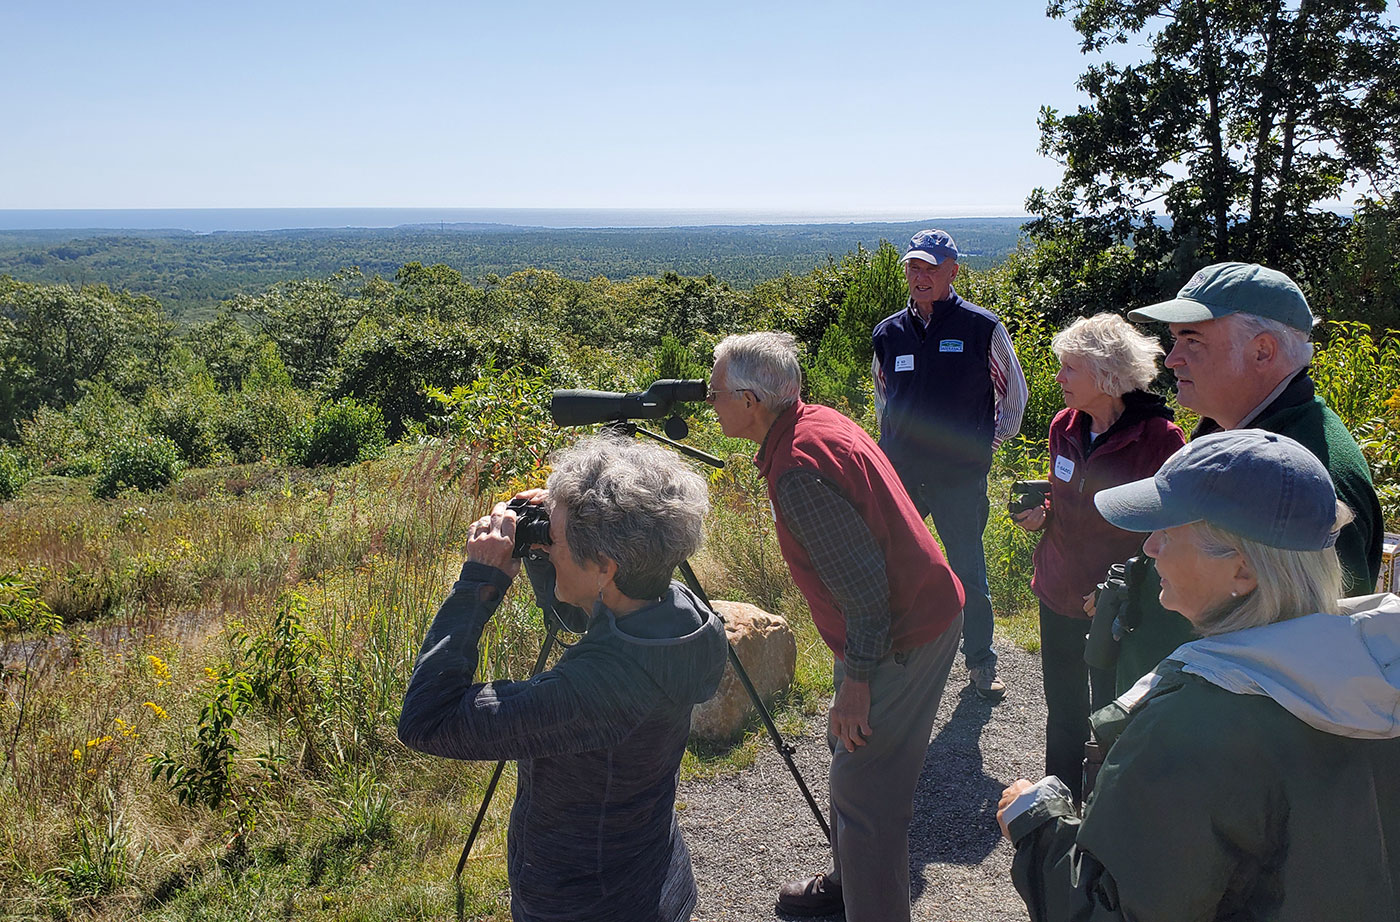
[4, 2, 1098, 215]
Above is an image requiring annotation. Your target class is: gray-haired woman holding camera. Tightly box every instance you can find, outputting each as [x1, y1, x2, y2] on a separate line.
[398, 434, 727, 922]
[997, 430, 1400, 921]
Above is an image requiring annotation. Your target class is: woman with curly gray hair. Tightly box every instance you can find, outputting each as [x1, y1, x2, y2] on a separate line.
[399, 434, 728, 922]
[1010, 312, 1185, 803]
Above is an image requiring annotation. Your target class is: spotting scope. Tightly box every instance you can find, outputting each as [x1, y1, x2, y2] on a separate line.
[550, 379, 707, 426]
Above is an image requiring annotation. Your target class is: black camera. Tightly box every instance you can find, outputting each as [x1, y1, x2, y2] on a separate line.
[1084, 556, 1148, 670]
[1008, 479, 1052, 515]
[506, 498, 552, 558]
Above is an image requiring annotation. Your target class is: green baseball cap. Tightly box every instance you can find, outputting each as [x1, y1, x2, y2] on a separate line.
[1128, 262, 1316, 332]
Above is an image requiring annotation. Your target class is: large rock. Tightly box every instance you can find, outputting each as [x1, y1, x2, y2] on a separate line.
[691, 600, 797, 742]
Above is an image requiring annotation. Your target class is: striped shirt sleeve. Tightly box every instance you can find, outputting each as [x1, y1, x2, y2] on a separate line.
[990, 321, 1028, 447]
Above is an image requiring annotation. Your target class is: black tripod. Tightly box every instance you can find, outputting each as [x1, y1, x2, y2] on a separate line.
[453, 420, 829, 881]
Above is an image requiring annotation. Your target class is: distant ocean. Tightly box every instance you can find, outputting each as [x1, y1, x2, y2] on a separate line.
[0, 207, 1023, 233]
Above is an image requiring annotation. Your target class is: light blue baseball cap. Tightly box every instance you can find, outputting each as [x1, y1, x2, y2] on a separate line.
[1094, 430, 1340, 550]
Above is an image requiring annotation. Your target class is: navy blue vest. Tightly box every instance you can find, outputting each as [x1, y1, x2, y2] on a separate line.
[872, 292, 999, 480]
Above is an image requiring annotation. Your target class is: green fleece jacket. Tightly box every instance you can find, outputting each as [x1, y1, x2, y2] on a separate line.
[1114, 369, 1384, 695]
[1006, 593, 1400, 922]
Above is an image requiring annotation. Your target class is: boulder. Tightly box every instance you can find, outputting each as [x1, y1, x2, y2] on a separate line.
[691, 600, 797, 742]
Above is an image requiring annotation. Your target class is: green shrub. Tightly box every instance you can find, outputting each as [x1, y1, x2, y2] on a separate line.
[93, 434, 183, 498]
[143, 374, 222, 467]
[804, 322, 870, 417]
[215, 384, 314, 464]
[422, 364, 566, 493]
[18, 406, 103, 476]
[17, 382, 141, 476]
[0, 447, 31, 501]
[333, 317, 483, 437]
[290, 397, 388, 467]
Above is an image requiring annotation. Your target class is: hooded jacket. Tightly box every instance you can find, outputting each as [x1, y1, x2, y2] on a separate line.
[1031, 391, 1184, 618]
[398, 560, 728, 922]
[1006, 593, 1400, 922]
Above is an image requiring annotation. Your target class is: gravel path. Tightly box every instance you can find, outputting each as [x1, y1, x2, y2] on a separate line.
[679, 638, 1047, 922]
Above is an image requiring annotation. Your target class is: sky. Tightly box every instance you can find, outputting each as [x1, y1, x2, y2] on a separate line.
[3, 1, 1100, 216]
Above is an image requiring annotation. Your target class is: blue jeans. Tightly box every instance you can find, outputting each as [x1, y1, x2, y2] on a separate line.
[897, 470, 996, 670]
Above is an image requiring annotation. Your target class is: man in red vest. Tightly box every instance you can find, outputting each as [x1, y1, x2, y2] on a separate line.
[708, 331, 965, 922]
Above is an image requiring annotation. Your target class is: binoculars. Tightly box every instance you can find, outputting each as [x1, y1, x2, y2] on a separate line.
[1084, 556, 1149, 670]
[1007, 479, 1052, 515]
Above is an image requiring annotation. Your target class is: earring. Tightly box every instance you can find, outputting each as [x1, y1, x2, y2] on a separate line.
[1231, 590, 1239, 597]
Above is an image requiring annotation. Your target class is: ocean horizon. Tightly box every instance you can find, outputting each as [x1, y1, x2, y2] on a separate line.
[0, 207, 1027, 234]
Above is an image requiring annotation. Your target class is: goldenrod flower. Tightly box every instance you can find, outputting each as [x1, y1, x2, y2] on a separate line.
[147, 654, 172, 687]
[72, 748, 82, 763]
[142, 701, 170, 720]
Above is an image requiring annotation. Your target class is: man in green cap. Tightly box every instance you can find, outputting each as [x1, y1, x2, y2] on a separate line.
[1109, 262, 1383, 693]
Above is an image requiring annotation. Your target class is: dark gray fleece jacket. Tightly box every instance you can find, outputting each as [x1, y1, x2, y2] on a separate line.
[398, 560, 727, 922]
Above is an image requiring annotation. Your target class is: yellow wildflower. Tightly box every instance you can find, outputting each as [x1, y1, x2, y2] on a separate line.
[87, 735, 113, 748]
[72, 748, 82, 763]
[142, 701, 170, 720]
[147, 654, 172, 687]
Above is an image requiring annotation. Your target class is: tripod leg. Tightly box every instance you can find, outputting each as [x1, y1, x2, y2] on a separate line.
[455, 760, 507, 879]
[453, 619, 562, 880]
[677, 560, 831, 842]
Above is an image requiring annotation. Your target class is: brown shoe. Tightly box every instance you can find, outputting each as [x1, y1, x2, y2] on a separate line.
[776, 873, 843, 917]
[970, 665, 1006, 702]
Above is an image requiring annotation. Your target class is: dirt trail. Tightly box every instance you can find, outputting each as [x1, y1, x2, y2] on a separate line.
[679, 639, 1047, 922]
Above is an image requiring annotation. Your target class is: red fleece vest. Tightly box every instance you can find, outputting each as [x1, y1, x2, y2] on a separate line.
[757, 401, 964, 659]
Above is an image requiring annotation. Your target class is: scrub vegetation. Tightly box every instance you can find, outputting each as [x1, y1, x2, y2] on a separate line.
[2, 233, 1396, 919]
[4, 0, 1400, 910]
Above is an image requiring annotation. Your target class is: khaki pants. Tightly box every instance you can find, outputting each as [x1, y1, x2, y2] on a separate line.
[828, 613, 962, 922]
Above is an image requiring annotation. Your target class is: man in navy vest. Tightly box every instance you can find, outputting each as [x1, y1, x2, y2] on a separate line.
[872, 229, 1028, 701]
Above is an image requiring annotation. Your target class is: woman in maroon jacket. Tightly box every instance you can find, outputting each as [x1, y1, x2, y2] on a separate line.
[1011, 313, 1184, 803]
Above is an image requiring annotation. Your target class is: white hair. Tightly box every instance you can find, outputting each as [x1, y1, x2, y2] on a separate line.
[712, 331, 802, 412]
[546, 434, 708, 600]
[1185, 501, 1352, 636]
[1051, 313, 1165, 397]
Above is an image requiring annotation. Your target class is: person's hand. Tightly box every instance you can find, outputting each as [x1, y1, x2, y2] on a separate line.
[1010, 504, 1047, 532]
[467, 501, 522, 579]
[512, 487, 548, 506]
[511, 488, 552, 553]
[997, 779, 1036, 840]
[1083, 591, 1097, 619]
[829, 678, 872, 752]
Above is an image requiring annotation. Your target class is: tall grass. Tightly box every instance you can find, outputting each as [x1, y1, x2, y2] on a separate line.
[0, 435, 554, 919]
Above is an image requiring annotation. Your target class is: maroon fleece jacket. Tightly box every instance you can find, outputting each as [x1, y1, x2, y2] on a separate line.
[1031, 391, 1185, 619]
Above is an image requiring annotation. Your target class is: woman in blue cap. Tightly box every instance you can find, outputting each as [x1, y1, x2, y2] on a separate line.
[996, 429, 1400, 922]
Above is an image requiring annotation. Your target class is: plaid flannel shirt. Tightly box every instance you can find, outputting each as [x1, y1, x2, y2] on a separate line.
[774, 468, 891, 682]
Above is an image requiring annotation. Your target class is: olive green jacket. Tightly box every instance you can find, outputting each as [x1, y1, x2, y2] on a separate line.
[1008, 594, 1400, 922]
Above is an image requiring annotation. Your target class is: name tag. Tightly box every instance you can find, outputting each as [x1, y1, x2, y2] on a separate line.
[1054, 455, 1075, 482]
[894, 354, 915, 372]
[939, 339, 964, 353]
